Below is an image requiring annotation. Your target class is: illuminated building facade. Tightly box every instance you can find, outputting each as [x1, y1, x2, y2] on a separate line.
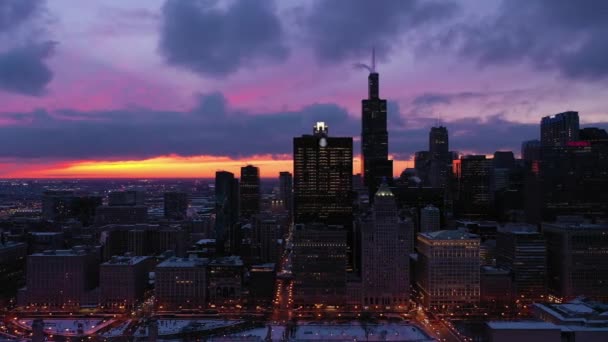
[417, 230, 480, 312]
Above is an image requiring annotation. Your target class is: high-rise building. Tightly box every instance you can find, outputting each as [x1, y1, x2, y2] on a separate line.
[457, 155, 493, 218]
[215, 171, 239, 254]
[155, 256, 207, 310]
[417, 230, 480, 312]
[361, 63, 393, 197]
[429, 126, 451, 189]
[540, 111, 580, 147]
[414, 151, 430, 185]
[0, 241, 26, 298]
[95, 205, 148, 225]
[164, 191, 189, 220]
[360, 183, 411, 308]
[543, 223, 608, 301]
[292, 223, 347, 305]
[100, 255, 151, 309]
[293, 122, 352, 226]
[207, 256, 244, 307]
[240, 165, 260, 219]
[278, 171, 293, 215]
[23, 247, 100, 308]
[41, 190, 102, 225]
[420, 205, 441, 233]
[521, 140, 540, 163]
[496, 229, 546, 302]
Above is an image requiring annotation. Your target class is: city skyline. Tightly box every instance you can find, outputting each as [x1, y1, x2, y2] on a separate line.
[1, 0, 608, 178]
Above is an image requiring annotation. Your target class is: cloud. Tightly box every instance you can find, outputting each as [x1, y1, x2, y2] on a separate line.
[448, 0, 608, 80]
[159, 0, 288, 77]
[4, 92, 605, 163]
[0, 41, 55, 96]
[302, 0, 459, 64]
[0, 0, 44, 32]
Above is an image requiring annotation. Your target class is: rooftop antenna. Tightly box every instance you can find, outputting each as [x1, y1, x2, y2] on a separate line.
[371, 47, 376, 73]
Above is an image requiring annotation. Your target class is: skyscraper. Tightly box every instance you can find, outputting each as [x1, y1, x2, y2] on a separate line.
[240, 165, 260, 219]
[278, 171, 293, 216]
[457, 155, 493, 218]
[293, 122, 353, 226]
[420, 204, 441, 233]
[429, 126, 451, 189]
[540, 111, 580, 147]
[215, 171, 239, 254]
[360, 183, 411, 308]
[361, 60, 393, 197]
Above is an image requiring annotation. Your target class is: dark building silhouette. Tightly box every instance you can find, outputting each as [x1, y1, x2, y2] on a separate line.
[163, 191, 188, 220]
[540, 111, 579, 147]
[279, 171, 293, 216]
[496, 228, 546, 302]
[361, 65, 393, 197]
[456, 155, 493, 218]
[240, 165, 260, 219]
[215, 171, 239, 254]
[292, 223, 347, 305]
[521, 139, 541, 162]
[429, 126, 451, 189]
[414, 151, 431, 185]
[108, 190, 145, 206]
[41, 190, 102, 225]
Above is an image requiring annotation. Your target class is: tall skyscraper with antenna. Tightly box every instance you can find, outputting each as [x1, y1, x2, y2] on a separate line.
[361, 49, 393, 198]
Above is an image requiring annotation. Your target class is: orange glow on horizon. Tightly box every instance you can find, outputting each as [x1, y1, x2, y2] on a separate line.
[1, 154, 414, 179]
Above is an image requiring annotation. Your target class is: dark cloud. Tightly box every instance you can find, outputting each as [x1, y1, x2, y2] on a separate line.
[302, 0, 458, 64]
[4, 93, 604, 163]
[450, 0, 608, 80]
[0, 41, 55, 96]
[159, 0, 288, 77]
[0, 0, 44, 32]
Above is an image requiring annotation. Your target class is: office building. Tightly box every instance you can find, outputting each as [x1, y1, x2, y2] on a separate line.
[361, 62, 393, 196]
[292, 224, 347, 305]
[215, 171, 239, 254]
[457, 155, 493, 218]
[420, 205, 441, 233]
[100, 255, 151, 309]
[540, 111, 580, 147]
[543, 223, 608, 301]
[417, 230, 480, 312]
[293, 122, 353, 226]
[207, 256, 244, 307]
[23, 247, 100, 308]
[429, 126, 451, 189]
[240, 165, 261, 219]
[155, 256, 207, 310]
[249, 263, 276, 306]
[360, 184, 411, 308]
[164, 191, 189, 220]
[496, 229, 546, 302]
[0, 241, 27, 298]
[279, 171, 293, 215]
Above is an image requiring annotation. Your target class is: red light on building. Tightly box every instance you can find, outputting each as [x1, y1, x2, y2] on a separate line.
[566, 141, 591, 147]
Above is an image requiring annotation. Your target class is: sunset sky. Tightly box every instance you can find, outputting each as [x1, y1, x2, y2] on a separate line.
[1, 0, 607, 178]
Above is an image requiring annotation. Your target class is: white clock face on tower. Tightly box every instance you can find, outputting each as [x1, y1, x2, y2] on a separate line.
[319, 137, 327, 147]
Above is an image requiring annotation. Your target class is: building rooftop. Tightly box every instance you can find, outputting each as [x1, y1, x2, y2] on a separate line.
[102, 255, 149, 266]
[543, 223, 608, 231]
[420, 230, 479, 241]
[209, 255, 243, 267]
[195, 239, 216, 245]
[157, 256, 208, 268]
[487, 321, 559, 330]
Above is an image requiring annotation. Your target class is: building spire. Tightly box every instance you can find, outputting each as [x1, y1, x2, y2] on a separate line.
[371, 47, 376, 73]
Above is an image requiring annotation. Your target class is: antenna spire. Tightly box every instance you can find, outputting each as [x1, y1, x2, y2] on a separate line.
[371, 47, 376, 73]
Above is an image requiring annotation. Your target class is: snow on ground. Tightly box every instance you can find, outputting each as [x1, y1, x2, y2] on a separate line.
[18, 318, 113, 336]
[100, 320, 132, 337]
[134, 319, 244, 337]
[292, 322, 434, 341]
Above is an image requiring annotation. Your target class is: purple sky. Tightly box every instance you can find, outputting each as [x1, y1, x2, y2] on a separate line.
[1, 0, 607, 177]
